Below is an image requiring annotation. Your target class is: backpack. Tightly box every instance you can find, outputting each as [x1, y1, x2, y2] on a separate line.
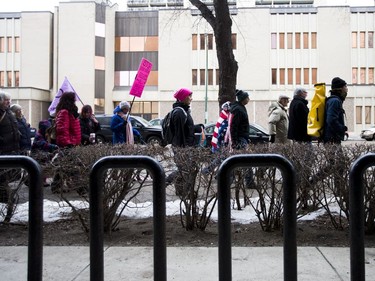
[307, 83, 326, 139]
[161, 107, 187, 146]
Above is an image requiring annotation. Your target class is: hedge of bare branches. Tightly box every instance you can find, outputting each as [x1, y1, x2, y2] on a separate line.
[2, 142, 375, 235]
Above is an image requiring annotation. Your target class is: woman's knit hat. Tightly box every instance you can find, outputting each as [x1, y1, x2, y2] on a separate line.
[331, 77, 347, 89]
[236, 89, 249, 102]
[173, 88, 192, 101]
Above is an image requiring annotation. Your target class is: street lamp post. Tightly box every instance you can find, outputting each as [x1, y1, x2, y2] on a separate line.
[204, 33, 208, 124]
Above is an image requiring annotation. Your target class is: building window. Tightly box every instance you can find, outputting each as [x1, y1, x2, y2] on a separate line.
[279, 33, 285, 49]
[287, 68, 293, 85]
[15, 71, 19, 86]
[15, 37, 20, 53]
[208, 69, 213, 85]
[7, 71, 12, 86]
[369, 68, 374, 84]
[369, 32, 374, 48]
[356, 106, 362, 124]
[0, 37, 4, 53]
[365, 106, 371, 124]
[352, 32, 357, 48]
[207, 34, 213, 50]
[7, 37, 12, 52]
[303, 32, 309, 49]
[352, 67, 358, 84]
[231, 34, 237, 49]
[360, 67, 366, 84]
[271, 33, 277, 49]
[279, 68, 285, 85]
[192, 69, 197, 85]
[287, 33, 293, 49]
[0, 71, 4, 86]
[295, 68, 301, 84]
[200, 34, 205, 50]
[295, 33, 301, 49]
[200, 69, 205, 85]
[303, 68, 309, 84]
[131, 101, 159, 121]
[272, 68, 277, 85]
[360, 32, 365, 48]
[312, 68, 317, 84]
[311, 32, 317, 49]
[192, 34, 197, 50]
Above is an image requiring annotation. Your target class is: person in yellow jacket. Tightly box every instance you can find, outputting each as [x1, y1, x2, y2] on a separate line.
[268, 94, 290, 144]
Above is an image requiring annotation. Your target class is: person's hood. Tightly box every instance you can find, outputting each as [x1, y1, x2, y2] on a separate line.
[113, 105, 121, 114]
[268, 102, 279, 114]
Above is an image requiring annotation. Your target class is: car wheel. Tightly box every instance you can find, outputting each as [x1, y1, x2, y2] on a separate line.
[147, 136, 162, 145]
[96, 135, 106, 144]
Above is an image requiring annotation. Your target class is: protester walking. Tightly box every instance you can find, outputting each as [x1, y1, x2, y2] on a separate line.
[230, 89, 250, 149]
[10, 104, 32, 153]
[287, 88, 311, 143]
[268, 94, 290, 144]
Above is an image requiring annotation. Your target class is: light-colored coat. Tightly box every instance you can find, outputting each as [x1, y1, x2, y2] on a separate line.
[268, 101, 290, 144]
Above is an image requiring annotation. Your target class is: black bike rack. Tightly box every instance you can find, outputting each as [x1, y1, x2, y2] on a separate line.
[0, 155, 43, 281]
[89, 155, 166, 281]
[349, 153, 375, 281]
[217, 154, 296, 281]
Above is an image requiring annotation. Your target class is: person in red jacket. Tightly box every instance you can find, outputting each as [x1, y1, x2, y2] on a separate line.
[55, 92, 81, 148]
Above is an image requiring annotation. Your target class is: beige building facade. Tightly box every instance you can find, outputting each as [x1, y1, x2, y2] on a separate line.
[0, 0, 374, 135]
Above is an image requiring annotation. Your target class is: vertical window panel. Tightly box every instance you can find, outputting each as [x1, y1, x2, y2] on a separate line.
[200, 34, 205, 50]
[295, 32, 300, 49]
[312, 68, 317, 84]
[15, 37, 20, 52]
[360, 67, 366, 84]
[145, 71, 158, 86]
[192, 69, 197, 85]
[115, 37, 121, 52]
[352, 32, 357, 48]
[287, 68, 293, 85]
[360, 32, 365, 48]
[207, 34, 213, 50]
[192, 34, 197, 50]
[271, 33, 277, 49]
[7, 37, 12, 52]
[287, 33, 293, 49]
[0, 37, 4, 52]
[356, 106, 362, 124]
[129, 37, 144, 52]
[279, 68, 285, 85]
[208, 69, 213, 85]
[365, 106, 371, 124]
[279, 33, 285, 49]
[272, 68, 277, 84]
[15, 71, 19, 86]
[231, 34, 237, 49]
[303, 32, 308, 49]
[304, 68, 309, 84]
[311, 32, 317, 49]
[7, 71, 12, 86]
[368, 32, 374, 48]
[0, 71, 4, 86]
[295, 68, 301, 84]
[369, 68, 374, 84]
[144, 36, 158, 51]
[352, 67, 358, 84]
[200, 69, 205, 85]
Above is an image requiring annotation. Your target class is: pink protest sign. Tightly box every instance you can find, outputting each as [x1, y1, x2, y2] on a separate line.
[129, 58, 153, 98]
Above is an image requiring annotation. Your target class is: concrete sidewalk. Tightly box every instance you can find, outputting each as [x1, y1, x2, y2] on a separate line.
[1, 246, 375, 280]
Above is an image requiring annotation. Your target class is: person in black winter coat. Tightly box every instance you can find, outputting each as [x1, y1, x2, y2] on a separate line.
[10, 104, 32, 152]
[323, 77, 348, 144]
[170, 88, 195, 148]
[230, 89, 250, 149]
[287, 87, 312, 142]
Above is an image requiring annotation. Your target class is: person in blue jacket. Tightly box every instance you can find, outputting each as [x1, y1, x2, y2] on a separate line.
[111, 101, 142, 144]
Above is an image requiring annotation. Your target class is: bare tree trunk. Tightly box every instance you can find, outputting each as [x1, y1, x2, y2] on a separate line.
[190, 0, 238, 107]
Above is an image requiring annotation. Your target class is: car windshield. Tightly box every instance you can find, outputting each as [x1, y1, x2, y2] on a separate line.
[132, 115, 152, 127]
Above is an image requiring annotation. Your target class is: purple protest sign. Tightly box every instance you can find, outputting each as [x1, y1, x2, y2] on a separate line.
[129, 58, 153, 98]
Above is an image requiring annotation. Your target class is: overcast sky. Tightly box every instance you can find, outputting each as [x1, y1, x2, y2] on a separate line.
[0, 0, 126, 13]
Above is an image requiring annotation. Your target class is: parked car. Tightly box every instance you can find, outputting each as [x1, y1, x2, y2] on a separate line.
[95, 114, 163, 145]
[204, 122, 270, 147]
[360, 127, 375, 141]
[149, 118, 162, 126]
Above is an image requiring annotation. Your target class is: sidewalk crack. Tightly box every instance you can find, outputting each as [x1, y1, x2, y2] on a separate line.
[316, 247, 345, 281]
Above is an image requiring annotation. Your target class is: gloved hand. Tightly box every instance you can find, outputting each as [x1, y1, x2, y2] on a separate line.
[269, 135, 275, 143]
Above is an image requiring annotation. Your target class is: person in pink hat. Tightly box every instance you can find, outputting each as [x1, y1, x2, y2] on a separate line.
[170, 88, 195, 147]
